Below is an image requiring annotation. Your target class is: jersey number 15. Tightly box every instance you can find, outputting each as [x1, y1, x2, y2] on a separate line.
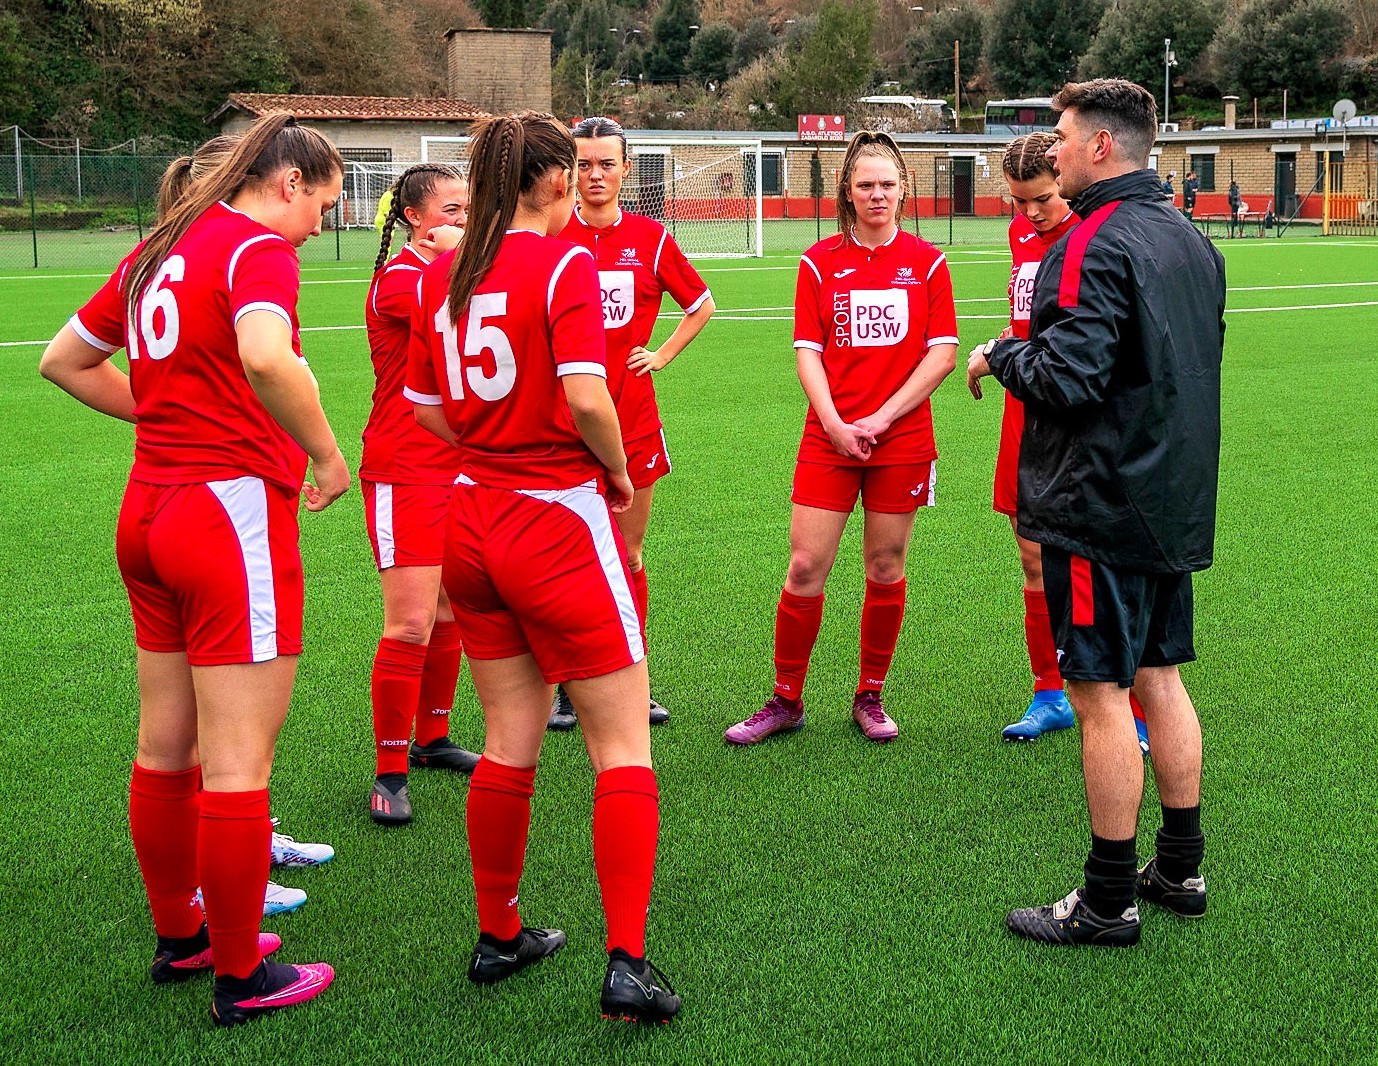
[436, 292, 516, 402]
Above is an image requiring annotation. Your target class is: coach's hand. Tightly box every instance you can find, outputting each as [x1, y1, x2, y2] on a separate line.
[605, 468, 635, 514]
[304, 446, 351, 512]
[967, 339, 997, 400]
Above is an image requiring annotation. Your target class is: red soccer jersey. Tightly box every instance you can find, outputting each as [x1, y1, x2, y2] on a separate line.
[405, 230, 608, 491]
[793, 229, 958, 466]
[71, 201, 308, 492]
[1007, 210, 1079, 339]
[362, 244, 462, 484]
[557, 208, 710, 442]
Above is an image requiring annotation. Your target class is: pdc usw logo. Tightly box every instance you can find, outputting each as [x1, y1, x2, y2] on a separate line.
[832, 288, 910, 348]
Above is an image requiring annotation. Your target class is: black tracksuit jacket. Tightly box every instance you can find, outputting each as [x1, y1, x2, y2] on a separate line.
[986, 169, 1227, 574]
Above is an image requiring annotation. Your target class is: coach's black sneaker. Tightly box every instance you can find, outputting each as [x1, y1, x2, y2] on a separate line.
[211, 958, 334, 1027]
[649, 698, 670, 726]
[601, 949, 681, 1024]
[409, 737, 480, 775]
[548, 687, 578, 731]
[1006, 887, 1141, 947]
[468, 927, 567, 984]
[369, 774, 412, 826]
[1136, 856, 1207, 918]
[151, 923, 283, 985]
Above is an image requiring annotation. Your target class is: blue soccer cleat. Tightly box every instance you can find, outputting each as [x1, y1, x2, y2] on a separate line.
[1002, 690, 1076, 741]
[1135, 715, 1151, 757]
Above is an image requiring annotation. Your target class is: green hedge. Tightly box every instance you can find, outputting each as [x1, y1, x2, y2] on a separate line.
[0, 202, 143, 232]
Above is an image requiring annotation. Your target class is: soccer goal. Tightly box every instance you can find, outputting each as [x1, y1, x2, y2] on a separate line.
[421, 134, 765, 258]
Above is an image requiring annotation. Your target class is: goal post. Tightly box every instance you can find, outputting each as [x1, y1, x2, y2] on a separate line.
[421, 134, 765, 258]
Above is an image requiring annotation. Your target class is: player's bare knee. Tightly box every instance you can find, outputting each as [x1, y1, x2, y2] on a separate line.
[863, 548, 906, 585]
[383, 613, 435, 645]
[785, 553, 830, 594]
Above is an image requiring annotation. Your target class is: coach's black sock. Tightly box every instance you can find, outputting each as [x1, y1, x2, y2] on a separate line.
[1083, 835, 1138, 919]
[1156, 805, 1204, 882]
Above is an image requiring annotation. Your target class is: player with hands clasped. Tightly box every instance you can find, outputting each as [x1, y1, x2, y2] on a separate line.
[546, 116, 715, 731]
[363, 164, 480, 826]
[726, 130, 958, 746]
[39, 114, 346, 1026]
[406, 111, 679, 1023]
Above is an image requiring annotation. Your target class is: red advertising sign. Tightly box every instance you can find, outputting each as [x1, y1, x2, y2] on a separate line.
[798, 114, 846, 142]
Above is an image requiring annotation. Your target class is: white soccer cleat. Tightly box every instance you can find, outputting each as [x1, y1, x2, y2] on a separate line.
[270, 820, 335, 868]
[194, 881, 309, 918]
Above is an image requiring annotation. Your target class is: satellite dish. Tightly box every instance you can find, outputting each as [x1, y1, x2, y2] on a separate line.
[1334, 98, 1357, 124]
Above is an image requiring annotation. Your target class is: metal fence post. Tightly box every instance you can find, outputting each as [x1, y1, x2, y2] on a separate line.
[132, 139, 144, 239]
[28, 155, 38, 268]
[335, 200, 342, 260]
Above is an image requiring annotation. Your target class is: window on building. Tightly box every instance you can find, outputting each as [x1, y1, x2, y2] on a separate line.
[1189, 153, 1216, 191]
[743, 151, 785, 196]
[1315, 150, 1344, 190]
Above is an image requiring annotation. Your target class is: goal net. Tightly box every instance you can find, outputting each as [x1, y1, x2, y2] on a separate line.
[421, 135, 765, 259]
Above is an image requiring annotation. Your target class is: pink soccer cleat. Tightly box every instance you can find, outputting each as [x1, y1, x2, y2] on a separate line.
[852, 690, 898, 742]
[211, 959, 335, 1027]
[150, 925, 282, 985]
[725, 695, 805, 746]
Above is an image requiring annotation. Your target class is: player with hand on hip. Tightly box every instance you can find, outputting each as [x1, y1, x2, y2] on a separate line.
[725, 130, 958, 746]
[363, 163, 480, 826]
[407, 111, 679, 1023]
[546, 116, 715, 731]
[40, 113, 347, 1026]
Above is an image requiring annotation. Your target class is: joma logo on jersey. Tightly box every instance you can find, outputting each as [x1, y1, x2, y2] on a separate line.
[599, 270, 635, 328]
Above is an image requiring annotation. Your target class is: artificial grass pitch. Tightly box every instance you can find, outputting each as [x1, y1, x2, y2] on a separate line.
[1, 237, 1376, 1064]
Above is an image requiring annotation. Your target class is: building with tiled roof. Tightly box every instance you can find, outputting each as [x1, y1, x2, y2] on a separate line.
[209, 93, 489, 124]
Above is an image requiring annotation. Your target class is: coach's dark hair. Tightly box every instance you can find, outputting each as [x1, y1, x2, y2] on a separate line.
[1003, 132, 1058, 182]
[447, 111, 576, 320]
[375, 163, 467, 272]
[155, 134, 241, 221]
[127, 114, 342, 319]
[571, 116, 629, 162]
[835, 129, 908, 241]
[1051, 79, 1158, 166]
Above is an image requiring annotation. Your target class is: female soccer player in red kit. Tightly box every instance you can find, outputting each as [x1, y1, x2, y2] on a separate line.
[363, 163, 480, 826]
[39, 114, 344, 1026]
[726, 130, 958, 745]
[547, 116, 715, 730]
[406, 111, 679, 1022]
[967, 134, 1150, 753]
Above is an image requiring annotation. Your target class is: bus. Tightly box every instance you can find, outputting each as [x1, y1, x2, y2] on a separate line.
[984, 99, 1056, 137]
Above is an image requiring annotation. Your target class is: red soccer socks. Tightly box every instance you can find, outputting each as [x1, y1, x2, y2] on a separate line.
[467, 757, 537, 941]
[858, 578, 907, 694]
[1024, 587, 1065, 692]
[199, 788, 271, 979]
[773, 589, 825, 700]
[372, 637, 428, 776]
[129, 763, 203, 939]
[414, 621, 462, 747]
[593, 766, 660, 958]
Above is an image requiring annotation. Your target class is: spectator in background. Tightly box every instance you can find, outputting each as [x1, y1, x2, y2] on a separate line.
[1228, 180, 1242, 237]
[1161, 170, 1176, 199]
[1183, 171, 1198, 220]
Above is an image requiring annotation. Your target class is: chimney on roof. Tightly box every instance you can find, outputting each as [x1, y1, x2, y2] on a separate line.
[446, 29, 553, 115]
[1223, 95, 1239, 131]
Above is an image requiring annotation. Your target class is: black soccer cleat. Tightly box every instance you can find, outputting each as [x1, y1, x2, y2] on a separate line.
[409, 737, 480, 775]
[211, 958, 334, 1028]
[369, 775, 413, 826]
[547, 687, 578, 731]
[467, 927, 567, 984]
[1006, 887, 1141, 947]
[1136, 856, 1207, 918]
[600, 949, 681, 1024]
[649, 698, 670, 726]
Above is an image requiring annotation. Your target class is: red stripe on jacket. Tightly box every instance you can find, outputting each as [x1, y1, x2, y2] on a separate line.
[1057, 201, 1123, 308]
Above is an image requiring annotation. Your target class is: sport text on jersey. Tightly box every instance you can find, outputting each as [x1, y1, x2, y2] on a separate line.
[832, 288, 910, 348]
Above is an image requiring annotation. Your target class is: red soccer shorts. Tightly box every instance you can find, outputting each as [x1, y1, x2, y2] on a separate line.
[441, 477, 645, 684]
[116, 476, 304, 666]
[362, 479, 454, 570]
[791, 459, 937, 514]
[993, 392, 1025, 517]
[624, 429, 671, 491]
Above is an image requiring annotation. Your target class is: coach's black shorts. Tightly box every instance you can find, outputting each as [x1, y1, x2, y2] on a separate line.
[1041, 545, 1196, 687]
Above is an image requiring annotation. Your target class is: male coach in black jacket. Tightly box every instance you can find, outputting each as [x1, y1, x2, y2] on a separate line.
[969, 79, 1226, 946]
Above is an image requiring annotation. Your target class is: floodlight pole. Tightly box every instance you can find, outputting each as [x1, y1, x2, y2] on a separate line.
[1163, 39, 1171, 129]
[953, 40, 960, 133]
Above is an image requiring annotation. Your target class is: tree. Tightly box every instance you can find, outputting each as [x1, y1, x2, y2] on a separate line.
[774, 0, 878, 119]
[1079, 0, 1222, 92]
[474, 0, 527, 27]
[552, 47, 618, 116]
[688, 21, 737, 86]
[984, 0, 1104, 97]
[730, 17, 774, 75]
[904, 3, 984, 97]
[644, 0, 699, 81]
[566, 0, 617, 70]
[1209, 0, 1352, 100]
[723, 49, 793, 129]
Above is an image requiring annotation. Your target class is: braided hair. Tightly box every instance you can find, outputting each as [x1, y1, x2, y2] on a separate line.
[1002, 132, 1058, 181]
[374, 162, 467, 272]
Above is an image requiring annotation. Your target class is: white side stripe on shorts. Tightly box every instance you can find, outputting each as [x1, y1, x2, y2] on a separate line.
[206, 477, 278, 663]
[516, 483, 645, 663]
[374, 483, 396, 569]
